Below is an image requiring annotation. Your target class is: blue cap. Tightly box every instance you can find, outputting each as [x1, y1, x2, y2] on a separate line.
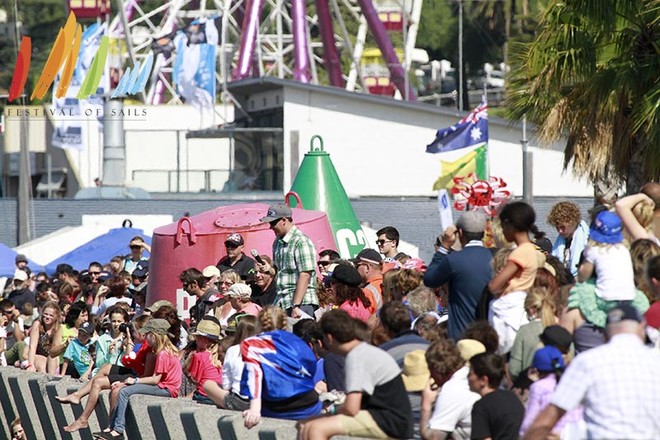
[589, 211, 623, 244]
[532, 346, 565, 372]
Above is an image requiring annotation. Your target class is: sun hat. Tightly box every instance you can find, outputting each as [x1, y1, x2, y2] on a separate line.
[330, 264, 362, 287]
[137, 318, 172, 336]
[227, 283, 252, 299]
[191, 316, 222, 340]
[401, 350, 430, 392]
[457, 339, 486, 364]
[145, 300, 174, 314]
[589, 211, 623, 244]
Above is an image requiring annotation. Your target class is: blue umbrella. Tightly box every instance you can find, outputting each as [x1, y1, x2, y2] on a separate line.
[0, 243, 45, 277]
[45, 228, 152, 275]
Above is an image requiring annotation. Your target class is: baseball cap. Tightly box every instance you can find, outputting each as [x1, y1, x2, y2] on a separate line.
[226, 283, 252, 299]
[330, 264, 362, 287]
[225, 233, 244, 246]
[202, 265, 221, 278]
[132, 260, 149, 278]
[353, 248, 382, 265]
[402, 258, 427, 272]
[260, 203, 292, 223]
[589, 211, 623, 244]
[56, 263, 74, 276]
[78, 322, 94, 335]
[607, 303, 643, 325]
[13, 269, 28, 282]
[532, 346, 565, 372]
[456, 211, 487, 233]
[15, 254, 27, 264]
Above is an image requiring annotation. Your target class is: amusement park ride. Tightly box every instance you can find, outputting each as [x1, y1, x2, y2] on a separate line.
[66, 0, 423, 104]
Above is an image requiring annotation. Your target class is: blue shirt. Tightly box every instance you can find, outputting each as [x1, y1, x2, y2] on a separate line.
[64, 338, 93, 376]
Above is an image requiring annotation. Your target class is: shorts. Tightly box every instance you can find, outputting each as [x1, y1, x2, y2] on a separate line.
[337, 410, 389, 439]
[108, 365, 134, 384]
[224, 392, 250, 411]
[4, 341, 27, 366]
[192, 391, 215, 405]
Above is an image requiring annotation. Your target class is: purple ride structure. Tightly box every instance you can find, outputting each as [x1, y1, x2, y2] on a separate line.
[75, 0, 422, 104]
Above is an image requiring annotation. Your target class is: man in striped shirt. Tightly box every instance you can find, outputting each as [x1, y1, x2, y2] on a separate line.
[260, 203, 318, 318]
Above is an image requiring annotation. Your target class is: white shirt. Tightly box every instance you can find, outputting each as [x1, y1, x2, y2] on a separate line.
[551, 333, 660, 439]
[584, 244, 636, 301]
[222, 344, 246, 396]
[429, 365, 480, 440]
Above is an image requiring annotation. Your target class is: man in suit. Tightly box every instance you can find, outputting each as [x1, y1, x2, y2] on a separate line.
[424, 211, 493, 340]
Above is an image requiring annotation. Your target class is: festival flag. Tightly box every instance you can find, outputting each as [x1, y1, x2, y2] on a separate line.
[173, 17, 218, 117]
[426, 98, 488, 154]
[432, 145, 487, 190]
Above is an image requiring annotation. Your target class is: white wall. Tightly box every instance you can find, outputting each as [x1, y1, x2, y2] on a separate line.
[282, 87, 593, 197]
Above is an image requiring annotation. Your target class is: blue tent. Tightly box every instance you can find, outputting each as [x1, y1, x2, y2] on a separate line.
[0, 243, 46, 277]
[45, 228, 152, 275]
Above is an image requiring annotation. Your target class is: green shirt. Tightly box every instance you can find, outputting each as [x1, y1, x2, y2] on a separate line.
[272, 226, 318, 309]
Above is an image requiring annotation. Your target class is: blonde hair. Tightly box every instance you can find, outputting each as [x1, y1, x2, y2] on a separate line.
[632, 201, 654, 231]
[490, 219, 514, 249]
[206, 340, 223, 368]
[525, 287, 557, 327]
[220, 269, 242, 284]
[630, 238, 660, 300]
[491, 248, 513, 273]
[150, 332, 178, 356]
[258, 305, 287, 332]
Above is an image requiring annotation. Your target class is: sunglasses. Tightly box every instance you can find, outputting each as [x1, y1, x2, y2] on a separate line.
[317, 261, 331, 268]
[89, 272, 101, 276]
[1, 310, 13, 315]
[376, 239, 391, 246]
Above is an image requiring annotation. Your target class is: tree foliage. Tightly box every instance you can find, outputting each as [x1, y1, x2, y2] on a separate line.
[506, 0, 660, 186]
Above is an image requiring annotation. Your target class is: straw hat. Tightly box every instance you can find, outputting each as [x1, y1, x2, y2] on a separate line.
[401, 350, 430, 392]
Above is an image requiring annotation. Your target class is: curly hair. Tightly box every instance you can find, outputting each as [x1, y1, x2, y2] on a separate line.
[490, 218, 514, 249]
[407, 286, 438, 318]
[258, 305, 287, 332]
[425, 339, 465, 379]
[387, 269, 424, 301]
[632, 201, 654, 231]
[334, 283, 371, 310]
[547, 202, 582, 228]
[491, 248, 513, 273]
[381, 269, 401, 303]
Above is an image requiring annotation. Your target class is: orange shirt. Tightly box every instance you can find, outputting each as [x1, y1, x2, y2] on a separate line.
[362, 274, 383, 314]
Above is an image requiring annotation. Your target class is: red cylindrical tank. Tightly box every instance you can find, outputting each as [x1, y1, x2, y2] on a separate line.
[147, 198, 335, 319]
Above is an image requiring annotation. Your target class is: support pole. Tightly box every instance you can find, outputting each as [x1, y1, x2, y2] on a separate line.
[522, 115, 533, 205]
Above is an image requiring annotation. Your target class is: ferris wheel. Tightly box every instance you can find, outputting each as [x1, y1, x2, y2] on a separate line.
[68, 0, 423, 105]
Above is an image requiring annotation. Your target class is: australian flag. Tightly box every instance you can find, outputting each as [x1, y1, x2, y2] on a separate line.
[426, 98, 488, 154]
[240, 330, 317, 401]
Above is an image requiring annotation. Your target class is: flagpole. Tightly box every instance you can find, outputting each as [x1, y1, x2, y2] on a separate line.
[522, 114, 533, 204]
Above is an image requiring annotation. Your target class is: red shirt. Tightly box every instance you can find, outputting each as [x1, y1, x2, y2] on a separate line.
[154, 350, 183, 397]
[188, 350, 223, 395]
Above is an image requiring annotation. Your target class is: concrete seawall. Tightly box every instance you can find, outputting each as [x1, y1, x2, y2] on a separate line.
[0, 368, 312, 440]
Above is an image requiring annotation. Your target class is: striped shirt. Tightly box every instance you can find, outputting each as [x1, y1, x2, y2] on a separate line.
[272, 226, 318, 309]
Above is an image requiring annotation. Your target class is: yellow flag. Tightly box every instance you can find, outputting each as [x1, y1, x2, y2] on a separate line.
[432, 145, 487, 190]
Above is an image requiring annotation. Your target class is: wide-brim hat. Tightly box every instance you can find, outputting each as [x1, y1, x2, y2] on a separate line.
[191, 317, 222, 340]
[457, 339, 486, 364]
[401, 350, 430, 392]
[589, 211, 623, 244]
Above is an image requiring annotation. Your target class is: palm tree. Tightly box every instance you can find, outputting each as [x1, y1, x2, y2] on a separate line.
[506, 0, 660, 193]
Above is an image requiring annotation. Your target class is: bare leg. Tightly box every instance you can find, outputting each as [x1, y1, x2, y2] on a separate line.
[57, 363, 113, 404]
[203, 381, 229, 408]
[34, 355, 47, 373]
[110, 383, 127, 414]
[63, 376, 110, 432]
[46, 356, 59, 374]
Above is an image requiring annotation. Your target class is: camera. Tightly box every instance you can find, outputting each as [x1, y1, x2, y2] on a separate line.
[119, 323, 132, 333]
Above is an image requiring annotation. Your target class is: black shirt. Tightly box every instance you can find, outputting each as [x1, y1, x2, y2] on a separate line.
[216, 253, 256, 280]
[471, 390, 525, 440]
[8, 288, 35, 312]
[250, 281, 277, 307]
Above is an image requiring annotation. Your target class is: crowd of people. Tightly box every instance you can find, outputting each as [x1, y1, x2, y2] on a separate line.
[1, 185, 660, 439]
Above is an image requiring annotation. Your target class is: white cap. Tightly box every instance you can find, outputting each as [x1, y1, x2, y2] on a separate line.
[202, 265, 221, 278]
[13, 269, 28, 282]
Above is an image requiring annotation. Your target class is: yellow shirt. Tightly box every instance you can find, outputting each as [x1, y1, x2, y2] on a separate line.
[504, 242, 539, 294]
